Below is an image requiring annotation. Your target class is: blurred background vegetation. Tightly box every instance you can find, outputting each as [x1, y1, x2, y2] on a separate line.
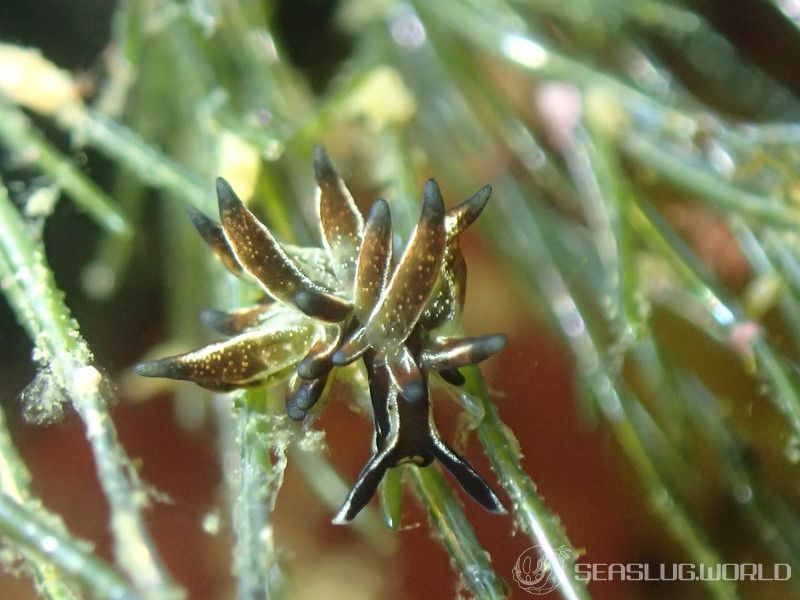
[3, 0, 800, 599]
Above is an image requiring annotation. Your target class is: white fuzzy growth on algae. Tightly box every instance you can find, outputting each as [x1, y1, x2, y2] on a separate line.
[20, 367, 66, 425]
[20, 343, 104, 426]
[296, 428, 326, 452]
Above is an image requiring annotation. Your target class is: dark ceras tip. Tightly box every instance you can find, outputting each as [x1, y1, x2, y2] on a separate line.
[199, 306, 268, 336]
[297, 356, 326, 380]
[331, 349, 349, 366]
[331, 344, 366, 366]
[297, 339, 337, 380]
[422, 178, 446, 220]
[331, 338, 369, 367]
[445, 184, 493, 238]
[331, 327, 368, 366]
[215, 176, 241, 212]
[368, 197, 391, 224]
[387, 347, 426, 403]
[292, 289, 352, 323]
[475, 333, 508, 359]
[470, 184, 492, 209]
[438, 368, 465, 386]
[286, 376, 328, 421]
[186, 204, 243, 275]
[423, 334, 509, 372]
[134, 358, 178, 379]
[186, 205, 217, 234]
[199, 308, 233, 333]
[400, 379, 425, 403]
[286, 402, 307, 422]
[312, 145, 338, 183]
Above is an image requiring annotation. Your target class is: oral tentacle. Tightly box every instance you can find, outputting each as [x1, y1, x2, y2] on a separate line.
[332, 445, 396, 524]
[430, 435, 507, 514]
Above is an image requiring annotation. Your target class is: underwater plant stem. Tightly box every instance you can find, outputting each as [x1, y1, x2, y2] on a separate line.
[0, 493, 137, 600]
[461, 370, 591, 600]
[0, 405, 32, 507]
[237, 405, 285, 600]
[609, 408, 739, 600]
[290, 448, 396, 550]
[0, 406, 82, 600]
[479, 177, 738, 598]
[62, 109, 211, 210]
[415, 0, 692, 126]
[627, 198, 800, 439]
[409, 466, 508, 600]
[0, 184, 181, 599]
[681, 376, 800, 575]
[621, 132, 799, 228]
[215, 389, 287, 600]
[0, 99, 131, 235]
